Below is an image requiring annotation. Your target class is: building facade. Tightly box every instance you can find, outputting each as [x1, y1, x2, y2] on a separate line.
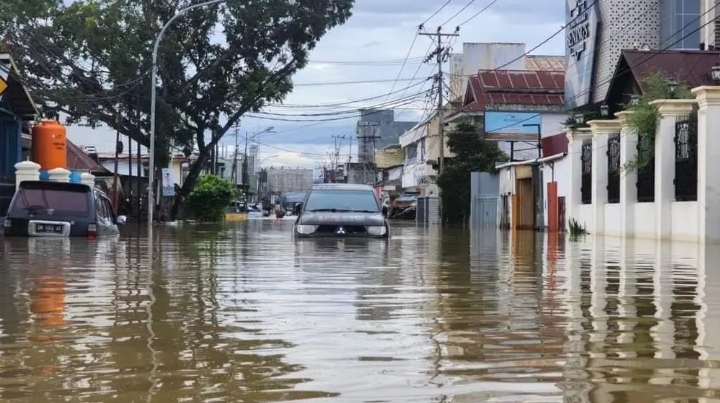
[266, 167, 313, 194]
[355, 109, 417, 164]
[565, 0, 709, 110]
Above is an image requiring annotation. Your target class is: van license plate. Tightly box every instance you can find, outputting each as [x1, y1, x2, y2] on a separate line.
[36, 224, 64, 234]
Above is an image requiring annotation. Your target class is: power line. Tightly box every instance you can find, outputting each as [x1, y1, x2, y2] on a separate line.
[456, 0, 500, 27]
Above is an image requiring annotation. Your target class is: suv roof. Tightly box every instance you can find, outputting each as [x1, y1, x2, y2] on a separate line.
[310, 183, 374, 191]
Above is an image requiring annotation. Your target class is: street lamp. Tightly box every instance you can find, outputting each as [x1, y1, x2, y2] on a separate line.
[600, 104, 609, 118]
[667, 79, 678, 98]
[711, 63, 720, 84]
[148, 0, 226, 229]
[242, 127, 275, 197]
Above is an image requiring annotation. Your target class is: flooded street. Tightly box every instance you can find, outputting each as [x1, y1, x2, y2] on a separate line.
[1, 221, 720, 402]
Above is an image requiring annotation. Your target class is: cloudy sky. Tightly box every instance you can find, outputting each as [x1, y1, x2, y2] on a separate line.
[67, 0, 564, 169]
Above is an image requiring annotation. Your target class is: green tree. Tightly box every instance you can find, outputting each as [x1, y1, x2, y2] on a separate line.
[436, 122, 507, 225]
[1, 0, 353, 219]
[187, 175, 236, 222]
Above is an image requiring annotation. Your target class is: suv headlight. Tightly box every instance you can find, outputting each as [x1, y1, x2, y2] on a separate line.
[366, 225, 387, 236]
[295, 224, 317, 234]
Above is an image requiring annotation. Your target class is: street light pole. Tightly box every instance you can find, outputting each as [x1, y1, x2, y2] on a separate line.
[148, 0, 225, 230]
[242, 127, 274, 198]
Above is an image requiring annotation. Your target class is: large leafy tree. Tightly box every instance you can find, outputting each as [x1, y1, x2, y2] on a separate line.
[1, 0, 353, 218]
[436, 122, 507, 225]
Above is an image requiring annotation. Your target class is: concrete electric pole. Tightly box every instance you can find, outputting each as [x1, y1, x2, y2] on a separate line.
[420, 26, 458, 175]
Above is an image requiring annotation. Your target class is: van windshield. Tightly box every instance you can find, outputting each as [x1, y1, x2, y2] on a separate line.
[304, 189, 380, 213]
[10, 186, 91, 217]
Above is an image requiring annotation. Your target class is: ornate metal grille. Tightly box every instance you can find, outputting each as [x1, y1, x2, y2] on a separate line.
[581, 139, 592, 204]
[636, 132, 655, 202]
[674, 115, 697, 201]
[606, 133, 620, 203]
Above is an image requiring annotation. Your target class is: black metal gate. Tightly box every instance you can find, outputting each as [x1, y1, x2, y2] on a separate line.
[581, 139, 592, 204]
[674, 115, 697, 201]
[606, 133, 620, 203]
[636, 132, 655, 202]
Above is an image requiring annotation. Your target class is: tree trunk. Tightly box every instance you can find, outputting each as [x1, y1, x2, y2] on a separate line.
[170, 147, 211, 220]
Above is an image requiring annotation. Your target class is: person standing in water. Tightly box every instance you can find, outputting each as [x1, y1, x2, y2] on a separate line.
[274, 201, 284, 219]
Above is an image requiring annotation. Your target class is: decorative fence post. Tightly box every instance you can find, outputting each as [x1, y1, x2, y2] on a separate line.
[47, 167, 71, 183]
[648, 99, 696, 241]
[587, 119, 622, 235]
[565, 128, 592, 228]
[691, 86, 720, 243]
[14, 161, 41, 189]
[80, 172, 95, 187]
[616, 111, 636, 238]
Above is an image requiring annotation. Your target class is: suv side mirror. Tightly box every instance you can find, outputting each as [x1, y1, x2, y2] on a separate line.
[116, 215, 127, 225]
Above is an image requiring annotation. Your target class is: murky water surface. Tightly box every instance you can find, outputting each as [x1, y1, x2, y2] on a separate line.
[1, 221, 719, 402]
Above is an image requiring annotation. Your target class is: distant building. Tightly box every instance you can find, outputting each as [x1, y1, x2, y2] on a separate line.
[355, 109, 417, 164]
[266, 167, 313, 194]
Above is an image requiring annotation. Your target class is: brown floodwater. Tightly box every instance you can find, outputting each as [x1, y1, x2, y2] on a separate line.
[1, 220, 719, 402]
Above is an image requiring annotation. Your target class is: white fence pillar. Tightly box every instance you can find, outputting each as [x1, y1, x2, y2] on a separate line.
[649, 99, 696, 241]
[616, 111, 637, 238]
[80, 172, 95, 186]
[691, 86, 720, 243]
[14, 161, 41, 189]
[587, 119, 622, 235]
[565, 128, 591, 226]
[47, 167, 71, 183]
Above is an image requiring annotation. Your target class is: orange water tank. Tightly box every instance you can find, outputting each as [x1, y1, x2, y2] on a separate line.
[32, 120, 67, 170]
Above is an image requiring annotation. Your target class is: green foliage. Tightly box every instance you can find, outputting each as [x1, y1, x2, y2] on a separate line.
[568, 218, 588, 237]
[623, 72, 694, 172]
[561, 109, 601, 131]
[1, 0, 354, 208]
[186, 175, 236, 222]
[436, 122, 508, 225]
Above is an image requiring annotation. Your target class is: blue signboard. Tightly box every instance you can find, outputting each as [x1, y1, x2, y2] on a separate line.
[564, 0, 600, 110]
[484, 112, 541, 136]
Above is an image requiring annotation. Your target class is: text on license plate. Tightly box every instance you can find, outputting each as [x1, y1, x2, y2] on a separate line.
[36, 224, 64, 233]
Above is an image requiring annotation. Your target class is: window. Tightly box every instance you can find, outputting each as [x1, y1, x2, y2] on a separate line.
[662, 0, 700, 49]
[304, 189, 380, 213]
[11, 186, 90, 216]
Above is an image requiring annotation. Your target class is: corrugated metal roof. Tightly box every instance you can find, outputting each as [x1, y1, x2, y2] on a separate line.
[459, 70, 565, 112]
[67, 140, 111, 175]
[525, 55, 565, 71]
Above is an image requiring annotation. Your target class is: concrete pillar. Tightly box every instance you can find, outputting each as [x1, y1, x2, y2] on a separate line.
[565, 128, 592, 225]
[14, 161, 41, 189]
[616, 111, 637, 238]
[80, 172, 95, 187]
[587, 120, 622, 235]
[649, 99, 696, 241]
[691, 86, 720, 243]
[47, 168, 70, 183]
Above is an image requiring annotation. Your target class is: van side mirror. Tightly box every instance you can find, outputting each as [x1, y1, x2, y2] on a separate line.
[116, 215, 127, 225]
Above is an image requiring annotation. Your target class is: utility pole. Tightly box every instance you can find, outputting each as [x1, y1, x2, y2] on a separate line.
[230, 123, 240, 185]
[356, 122, 380, 185]
[420, 26, 458, 175]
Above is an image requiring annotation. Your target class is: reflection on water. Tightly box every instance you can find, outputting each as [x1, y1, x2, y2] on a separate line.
[2, 224, 720, 401]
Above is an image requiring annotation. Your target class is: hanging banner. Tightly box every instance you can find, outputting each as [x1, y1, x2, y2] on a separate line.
[161, 168, 175, 197]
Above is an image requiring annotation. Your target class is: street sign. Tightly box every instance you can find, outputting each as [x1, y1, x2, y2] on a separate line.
[0, 78, 7, 97]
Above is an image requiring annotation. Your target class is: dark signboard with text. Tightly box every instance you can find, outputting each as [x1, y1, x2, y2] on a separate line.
[564, 0, 600, 110]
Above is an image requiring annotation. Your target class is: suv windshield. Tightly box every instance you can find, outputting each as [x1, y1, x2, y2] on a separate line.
[304, 189, 380, 213]
[10, 185, 91, 217]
